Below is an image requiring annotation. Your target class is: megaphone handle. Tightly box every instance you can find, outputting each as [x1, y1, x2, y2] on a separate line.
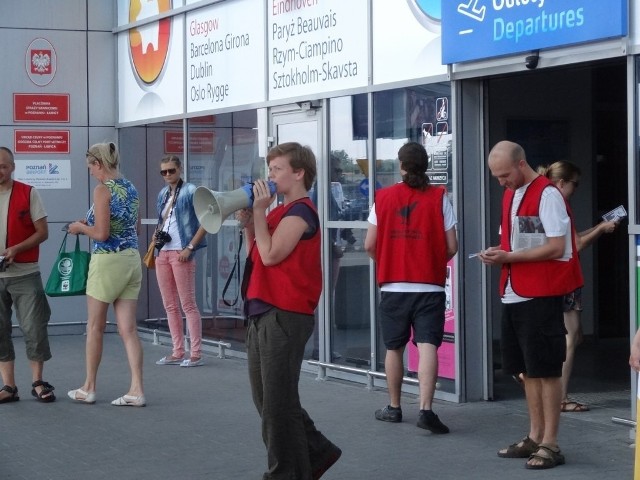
[222, 231, 244, 307]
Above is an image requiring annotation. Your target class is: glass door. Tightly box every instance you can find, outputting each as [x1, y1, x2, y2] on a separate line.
[270, 107, 328, 362]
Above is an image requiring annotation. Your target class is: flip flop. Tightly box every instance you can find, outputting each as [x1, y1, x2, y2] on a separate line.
[561, 400, 590, 412]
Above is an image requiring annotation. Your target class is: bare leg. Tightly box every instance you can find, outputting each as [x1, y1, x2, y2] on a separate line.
[29, 360, 54, 399]
[525, 376, 562, 445]
[385, 347, 405, 407]
[0, 361, 16, 401]
[77, 296, 109, 396]
[114, 298, 144, 397]
[524, 375, 563, 467]
[560, 309, 582, 402]
[417, 342, 438, 410]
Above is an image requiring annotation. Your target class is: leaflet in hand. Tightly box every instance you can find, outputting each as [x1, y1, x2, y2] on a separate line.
[602, 205, 627, 222]
[512, 216, 548, 252]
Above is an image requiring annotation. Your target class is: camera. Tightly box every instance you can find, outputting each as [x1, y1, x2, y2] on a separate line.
[525, 50, 539, 70]
[154, 231, 172, 250]
[0, 256, 5, 272]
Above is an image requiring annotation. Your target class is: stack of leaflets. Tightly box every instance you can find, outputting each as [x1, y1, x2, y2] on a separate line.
[602, 205, 627, 222]
[512, 216, 548, 252]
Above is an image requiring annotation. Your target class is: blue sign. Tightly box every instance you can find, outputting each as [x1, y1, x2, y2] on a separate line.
[359, 178, 382, 197]
[442, 0, 628, 64]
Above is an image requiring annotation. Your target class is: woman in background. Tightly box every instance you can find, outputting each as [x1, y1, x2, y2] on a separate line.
[153, 155, 206, 368]
[538, 160, 618, 412]
[67, 142, 145, 407]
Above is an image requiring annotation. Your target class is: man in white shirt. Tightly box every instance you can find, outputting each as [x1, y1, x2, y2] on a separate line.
[480, 141, 583, 469]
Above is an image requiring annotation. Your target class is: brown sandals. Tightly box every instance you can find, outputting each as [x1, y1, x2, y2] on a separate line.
[526, 444, 565, 469]
[561, 400, 589, 412]
[497, 436, 539, 458]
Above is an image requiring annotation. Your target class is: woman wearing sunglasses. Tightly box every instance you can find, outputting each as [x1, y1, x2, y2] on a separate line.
[154, 155, 207, 368]
[537, 160, 618, 413]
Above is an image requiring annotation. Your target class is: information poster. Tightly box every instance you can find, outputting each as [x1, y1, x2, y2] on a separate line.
[15, 130, 70, 154]
[268, 0, 368, 100]
[14, 159, 71, 189]
[117, 2, 184, 124]
[14, 94, 70, 123]
[408, 260, 456, 381]
[372, 1, 445, 85]
[186, 0, 265, 113]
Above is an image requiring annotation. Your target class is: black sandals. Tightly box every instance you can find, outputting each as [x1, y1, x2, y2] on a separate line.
[31, 380, 56, 403]
[0, 385, 19, 403]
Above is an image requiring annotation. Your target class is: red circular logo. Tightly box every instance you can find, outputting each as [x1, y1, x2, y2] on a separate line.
[128, 0, 172, 87]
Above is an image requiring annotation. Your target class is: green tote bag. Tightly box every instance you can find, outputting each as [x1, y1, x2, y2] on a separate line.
[45, 233, 90, 297]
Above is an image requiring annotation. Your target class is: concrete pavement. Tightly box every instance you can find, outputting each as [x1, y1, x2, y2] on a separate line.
[1, 333, 635, 479]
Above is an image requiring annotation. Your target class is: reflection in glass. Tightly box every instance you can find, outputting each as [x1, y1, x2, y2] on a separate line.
[371, 85, 456, 394]
[132, 111, 262, 352]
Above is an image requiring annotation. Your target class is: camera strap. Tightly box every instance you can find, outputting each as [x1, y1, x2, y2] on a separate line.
[222, 230, 244, 307]
[158, 179, 183, 232]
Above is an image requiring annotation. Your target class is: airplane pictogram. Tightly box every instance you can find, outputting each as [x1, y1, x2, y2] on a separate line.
[457, 0, 486, 22]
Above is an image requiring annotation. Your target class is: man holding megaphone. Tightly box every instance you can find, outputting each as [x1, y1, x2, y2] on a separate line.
[237, 142, 341, 480]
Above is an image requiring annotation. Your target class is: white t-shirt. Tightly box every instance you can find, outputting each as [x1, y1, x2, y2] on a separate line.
[502, 182, 572, 304]
[368, 193, 457, 293]
[160, 194, 182, 251]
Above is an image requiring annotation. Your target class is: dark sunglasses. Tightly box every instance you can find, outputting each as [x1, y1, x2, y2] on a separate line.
[568, 180, 579, 188]
[160, 168, 177, 176]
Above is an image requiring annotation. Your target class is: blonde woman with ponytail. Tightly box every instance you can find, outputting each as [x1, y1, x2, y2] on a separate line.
[67, 142, 145, 407]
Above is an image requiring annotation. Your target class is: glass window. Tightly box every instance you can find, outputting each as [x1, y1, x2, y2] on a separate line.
[372, 85, 456, 394]
[124, 110, 261, 352]
[317, 95, 372, 367]
[186, 112, 260, 351]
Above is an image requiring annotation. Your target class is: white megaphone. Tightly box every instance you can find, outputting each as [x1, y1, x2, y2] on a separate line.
[194, 181, 277, 234]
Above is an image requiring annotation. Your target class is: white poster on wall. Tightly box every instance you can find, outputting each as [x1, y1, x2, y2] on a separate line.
[372, 0, 446, 85]
[268, 0, 368, 101]
[14, 159, 71, 189]
[186, 0, 266, 113]
[117, 2, 184, 124]
[632, 0, 640, 47]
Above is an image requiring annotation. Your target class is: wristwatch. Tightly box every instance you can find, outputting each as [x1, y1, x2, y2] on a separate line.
[186, 244, 194, 251]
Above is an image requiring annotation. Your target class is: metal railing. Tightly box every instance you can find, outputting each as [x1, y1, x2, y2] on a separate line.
[307, 359, 419, 390]
[139, 326, 231, 359]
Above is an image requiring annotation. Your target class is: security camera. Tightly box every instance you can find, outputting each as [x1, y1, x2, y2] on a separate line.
[525, 51, 539, 70]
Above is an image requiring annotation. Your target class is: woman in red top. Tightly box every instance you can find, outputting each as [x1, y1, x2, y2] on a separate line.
[238, 142, 340, 480]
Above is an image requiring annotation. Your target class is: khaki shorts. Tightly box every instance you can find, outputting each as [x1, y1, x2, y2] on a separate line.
[0, 272, 51, 362]
[86, 249, 142, 303]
